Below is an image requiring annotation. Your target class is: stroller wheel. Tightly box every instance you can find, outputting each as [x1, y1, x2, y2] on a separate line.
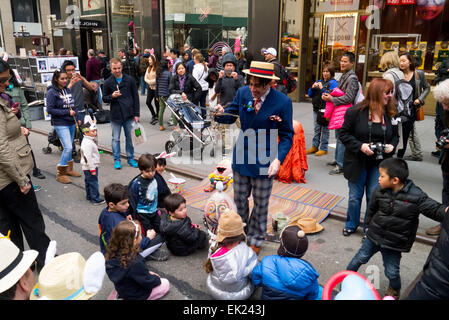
[42, 147, 52, 154]
[165, 141, 175, 154]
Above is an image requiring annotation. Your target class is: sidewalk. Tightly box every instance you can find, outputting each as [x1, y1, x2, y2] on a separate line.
[30, 94, 444, 235]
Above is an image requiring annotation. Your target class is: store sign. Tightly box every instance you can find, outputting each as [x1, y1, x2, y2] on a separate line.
[386, 0, 416, 4]
[51, 19, 102, 29]
[316, 0, 360, 12]
[324, 14, 357, 48]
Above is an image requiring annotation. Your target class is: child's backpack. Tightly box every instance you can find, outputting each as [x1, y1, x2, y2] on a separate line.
[390, 71, 414, 118]
[279, 65, 297, 94]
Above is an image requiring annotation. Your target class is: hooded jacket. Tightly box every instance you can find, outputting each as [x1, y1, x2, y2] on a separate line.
[206, 242, 258, 300]
[252, 255, 322, 300]
[323, 87, 352, 130]
[366, 179, 446, 252]
[106, 254, 161, 300]
[159, 211, 206, 256]
[45, 85, 78, 126]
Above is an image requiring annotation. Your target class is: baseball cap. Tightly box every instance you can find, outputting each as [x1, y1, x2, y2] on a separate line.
[263, 47, 277, 57]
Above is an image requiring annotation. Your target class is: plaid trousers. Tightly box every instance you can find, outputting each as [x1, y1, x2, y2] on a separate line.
[233, 170, 273, 247]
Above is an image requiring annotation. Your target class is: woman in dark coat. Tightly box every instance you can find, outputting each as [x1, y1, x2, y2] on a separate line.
[339, 78, 399, 236]
[169, 62, 202, 105]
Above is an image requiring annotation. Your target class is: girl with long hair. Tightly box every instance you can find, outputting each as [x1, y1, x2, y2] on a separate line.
[145, 54, 160, 125]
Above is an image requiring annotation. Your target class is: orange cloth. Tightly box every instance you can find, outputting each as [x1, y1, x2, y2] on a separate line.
[276, 120, 308, 184]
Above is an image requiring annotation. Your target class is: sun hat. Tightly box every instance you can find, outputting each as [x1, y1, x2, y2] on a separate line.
[30, 252, 105, 300]
[296, 217, 324, 234]
[242, 61, 280, 81]
[263, 47, 277, 57]
[216, 209, 246, 243]
[277, 225, 308, 258]
[0, 231, 38, 294]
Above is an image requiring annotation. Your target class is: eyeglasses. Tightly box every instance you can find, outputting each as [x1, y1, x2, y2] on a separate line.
[0, 75, 12, 84]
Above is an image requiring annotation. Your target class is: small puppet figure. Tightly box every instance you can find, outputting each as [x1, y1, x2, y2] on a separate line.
[204, 158, 233, 192]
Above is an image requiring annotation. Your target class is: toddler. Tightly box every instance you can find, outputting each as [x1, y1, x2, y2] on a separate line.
[79, 117, 105, 205]
[105, 220, 170, 300]
[159, 193, 208, 256]
[252, 225, 322, 300]
[204, 209, 258, 300]
[153, 153, 171, 209]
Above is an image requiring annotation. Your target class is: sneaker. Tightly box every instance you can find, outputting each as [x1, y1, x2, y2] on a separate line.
[114, 161, 122, 170]
[146, 243, 169, 261]
[33, 185, 41, 192]
[127, 159, 138, 168]
[326, 160, 337, 166]
[315, 150, 328, 156]
[404, 155, 423, 161]
[151, 117, 158, 125]
[92, 199, 106, 206]
[329, 166, 344, 175]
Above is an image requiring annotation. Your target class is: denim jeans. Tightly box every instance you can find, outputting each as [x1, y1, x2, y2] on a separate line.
[84, 168, 101, 202]
[111, 118, 135, 162]
[335, 129, 345, 169]
[139, 76, 148, 95]
[312, 111, 329, 151]
[346, 165, 380, 232]
[347, 237, 402, 290]
[92, 80, 102, 108]
[54, 124, 76, 165]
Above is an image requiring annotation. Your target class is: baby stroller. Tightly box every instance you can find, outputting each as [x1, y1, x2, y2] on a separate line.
[163, 94, 218, 158]
[42, 128, 63, 154]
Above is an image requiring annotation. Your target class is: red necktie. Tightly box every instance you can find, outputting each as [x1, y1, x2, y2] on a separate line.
[254, 98, 261, 114]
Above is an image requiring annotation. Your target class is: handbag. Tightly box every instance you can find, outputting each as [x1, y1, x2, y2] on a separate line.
[316, 109, 329, 126]
[416, 106, 424, 121]
[94, 110, 110, 124]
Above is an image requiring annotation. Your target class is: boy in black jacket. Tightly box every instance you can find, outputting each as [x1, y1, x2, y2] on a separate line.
[346, 158, 448, 300]
[159, 193, 208, 256]
[153, 154, 171, 209]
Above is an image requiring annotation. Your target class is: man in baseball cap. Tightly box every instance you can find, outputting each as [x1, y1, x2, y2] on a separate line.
[0, 231, 38, 300]
[262, 47, 286, 94]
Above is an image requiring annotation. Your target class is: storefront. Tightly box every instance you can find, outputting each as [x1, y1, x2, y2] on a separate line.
[279, 0, 449, 110]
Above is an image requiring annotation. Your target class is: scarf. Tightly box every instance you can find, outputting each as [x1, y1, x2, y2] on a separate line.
[178, 75, 186, 91]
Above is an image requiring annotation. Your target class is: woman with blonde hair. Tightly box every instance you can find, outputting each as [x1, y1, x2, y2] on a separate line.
[339, 78, 399, 236]
[380, 51, 404, 87]
[192, 53, 209, 118]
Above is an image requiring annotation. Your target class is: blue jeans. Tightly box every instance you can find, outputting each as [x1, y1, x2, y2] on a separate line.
[139, 76, 148, 95]
[346, 165, 380, 232]
[312, 111, 329, 151]
[92, 80, 102, 108]
[335, 129, 345, 169]
[111, 118, 134, 162]
[54, 124, 76, 165]
[84, 168, 101, 202]
[347, 237, 402, 290]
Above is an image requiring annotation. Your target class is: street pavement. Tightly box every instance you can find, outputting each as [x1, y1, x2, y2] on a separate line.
[25, 93, 444, 300]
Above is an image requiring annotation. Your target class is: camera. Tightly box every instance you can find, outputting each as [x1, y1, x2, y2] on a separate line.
[369, 142, 386, 160]
[436, 129, 449, 149]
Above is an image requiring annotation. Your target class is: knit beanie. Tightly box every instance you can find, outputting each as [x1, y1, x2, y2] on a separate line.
[277, 225, 308, 258]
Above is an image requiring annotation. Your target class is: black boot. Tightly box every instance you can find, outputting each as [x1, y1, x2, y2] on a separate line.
[33, 167, 46, 179]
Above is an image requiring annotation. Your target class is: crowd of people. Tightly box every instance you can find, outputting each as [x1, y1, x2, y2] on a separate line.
[0, 42, 449, 302]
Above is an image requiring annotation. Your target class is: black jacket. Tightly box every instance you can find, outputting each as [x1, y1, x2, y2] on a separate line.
[122, 57, 139, 81]
[159, 212, 207, 256]
[339, 106, 399, 183]
[406, 212, 449, 299]
[105, 254, 161, 300]
[169, 73, 202, 104]
[155, 172, 171, 209]
[102, 73, 140, 122]
[435, 57, 449, 84]
[366, 179, 446, 252]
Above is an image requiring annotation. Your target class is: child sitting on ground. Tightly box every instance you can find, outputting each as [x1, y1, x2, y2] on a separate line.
[346, 158, 449, 300]
[105, 220, 170, 300]
[203, 209, 258, 300]
[98, 183, 168, 261]
[252, 224, 322, 300]
[128, 154, 161, 234]
[159, 193, 208, 256]
[79, 116, 105, 205]
[153, 153, 172, 209]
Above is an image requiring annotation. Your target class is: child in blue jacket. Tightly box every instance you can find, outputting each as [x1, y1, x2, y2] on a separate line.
[252, 225, 323, 300]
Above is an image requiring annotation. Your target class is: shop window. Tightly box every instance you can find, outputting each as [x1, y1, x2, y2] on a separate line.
[50, 0, 62, 20]
[11, 0, 40, 23]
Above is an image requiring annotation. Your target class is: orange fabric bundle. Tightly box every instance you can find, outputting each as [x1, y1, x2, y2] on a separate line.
[276, 120, 308, 184]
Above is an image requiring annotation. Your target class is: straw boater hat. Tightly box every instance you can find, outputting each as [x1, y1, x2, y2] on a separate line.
[0, 232, 38, 294]
[242, 61, 280, 81]
[216, 209, 246, 243]
[30, 252, 105, 300]
[295, 217, 324, 234]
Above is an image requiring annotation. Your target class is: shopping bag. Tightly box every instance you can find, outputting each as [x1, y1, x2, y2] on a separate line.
[131, 121, 147, 146]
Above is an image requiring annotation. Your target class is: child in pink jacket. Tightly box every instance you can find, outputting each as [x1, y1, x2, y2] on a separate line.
[323, 88, 352, 130]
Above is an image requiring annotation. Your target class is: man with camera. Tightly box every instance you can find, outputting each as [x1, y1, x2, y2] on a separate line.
[426, 79, 449, 236]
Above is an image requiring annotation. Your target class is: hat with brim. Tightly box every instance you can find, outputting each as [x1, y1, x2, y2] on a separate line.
[0, 233, 38, 294]
[242, 61, 280, 81]
[216, 209, 246, 243]
[30, 252, 96, 300]
[295, 218, 324, 234]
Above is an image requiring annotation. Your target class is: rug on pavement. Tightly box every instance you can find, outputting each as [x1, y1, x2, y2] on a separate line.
[183, 178, 344, 235]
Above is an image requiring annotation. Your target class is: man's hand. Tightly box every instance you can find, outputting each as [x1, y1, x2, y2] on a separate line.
[146, 229, 156, 240]
[231, 71, 238, 80]
[112, 90, 121, 98]
[219, 70, 225, 79]
[321, 93, 332, 102]
[20, 183, 31, 195]
[20, 127, 29, 137]
[134, 116, 139, 123]
[215, 104, 225, 113]
[268, 159, 281, 178]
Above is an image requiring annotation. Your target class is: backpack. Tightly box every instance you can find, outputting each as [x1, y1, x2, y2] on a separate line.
[390, 71, 414, 117]
[347, 74, 364, 105]
[279, 65, 297, 94]
[139, 57, 149, 75]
